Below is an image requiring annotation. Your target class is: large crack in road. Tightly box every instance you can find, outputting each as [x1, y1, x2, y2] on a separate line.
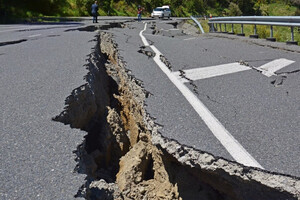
[53, 23, 300, 199]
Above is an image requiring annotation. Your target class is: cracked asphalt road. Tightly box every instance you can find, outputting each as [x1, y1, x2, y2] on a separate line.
[0, 18, 133, 199]
[1, 17, 299, 199]
[108, 19, 300, 177]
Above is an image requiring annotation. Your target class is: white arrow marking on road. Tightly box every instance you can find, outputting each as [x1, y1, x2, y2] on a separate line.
[257, 58, 295, 77]
[173, 62, 250, 82]
[173, 59, 295, 82]
[140, 23, 264, 169]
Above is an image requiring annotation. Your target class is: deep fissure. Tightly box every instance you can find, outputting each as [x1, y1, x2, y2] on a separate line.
[53, 24, 300, 199]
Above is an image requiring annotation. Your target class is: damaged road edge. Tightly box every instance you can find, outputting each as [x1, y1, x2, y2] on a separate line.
[53, 27, 300, 199]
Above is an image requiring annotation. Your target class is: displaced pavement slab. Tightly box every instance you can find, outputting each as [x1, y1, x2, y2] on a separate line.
[107, 20, 300, 177]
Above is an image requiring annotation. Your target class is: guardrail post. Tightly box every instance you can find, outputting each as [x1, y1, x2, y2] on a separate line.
[286, 26, 298, 45]
[266, 25, 276, 42]
[237, 24, 245, 36]
[210, 23, 215, 32]
[224, 24, 227, 33]
[250, 24, 259, 39]
[270, 25, 273, 38]
[209, 16, 300, 45]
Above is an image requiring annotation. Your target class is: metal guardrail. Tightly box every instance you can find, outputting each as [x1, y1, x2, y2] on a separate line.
[190, 16, 205, 34]
[208, 16, 300, 45]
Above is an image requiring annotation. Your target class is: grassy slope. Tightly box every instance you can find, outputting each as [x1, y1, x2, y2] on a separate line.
[267, 2, 297, 16]
[203, 2, 300, 45]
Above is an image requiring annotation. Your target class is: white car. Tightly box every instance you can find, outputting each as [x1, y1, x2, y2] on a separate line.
[151, 6, 171, 19]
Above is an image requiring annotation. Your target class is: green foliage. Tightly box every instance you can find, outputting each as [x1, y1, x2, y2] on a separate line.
[1, 0, 300, 23]
[256, 3, 269, 16]
[199, 19, 210, 32]
[227, 2, 242, 16]
[201, 19, 299, 45]
[267, 1, 297, 15]
[257, 25, 270, 38]
[1, 0, 68, 22]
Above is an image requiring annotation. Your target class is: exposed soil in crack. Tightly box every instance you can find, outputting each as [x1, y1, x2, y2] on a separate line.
[160, 55, 172, 71]
[137, 46, 155, 58]
[65, 22, 126, 32]
[151, 21, 185, 38]
[53, 23, 300, 199]
[178, 69, 199, 95]
[151, 25, 160, 35]
[65, 25, 99, 32]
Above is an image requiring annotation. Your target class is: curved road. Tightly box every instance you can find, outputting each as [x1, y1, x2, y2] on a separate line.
[1, 17, 299, 199]
[108, 19, 300, 177]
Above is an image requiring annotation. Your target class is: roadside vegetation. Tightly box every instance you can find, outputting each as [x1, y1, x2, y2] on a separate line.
[1, 0, 299, 44]
[205, 23, 300, 45]
[1, 0, 299, 23]
[199, 0, 300, 45]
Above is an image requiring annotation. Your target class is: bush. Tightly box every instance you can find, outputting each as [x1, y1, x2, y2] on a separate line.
[227, 2, 242, 16]
[257, 25, 269, 38]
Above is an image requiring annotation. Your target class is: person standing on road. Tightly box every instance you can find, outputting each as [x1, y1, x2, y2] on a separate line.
[137, 6, 143, 22]
[91, 1, 99, 23]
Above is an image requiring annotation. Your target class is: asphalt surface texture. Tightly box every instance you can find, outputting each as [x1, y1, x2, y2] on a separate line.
[1, 17, 299, 199]
[0, 18, 115, 199]
[107, 19, 300, 177]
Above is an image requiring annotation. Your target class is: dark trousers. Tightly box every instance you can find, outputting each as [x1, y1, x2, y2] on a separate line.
[92, 13, 98, 23]
[138, 13, 142, 21]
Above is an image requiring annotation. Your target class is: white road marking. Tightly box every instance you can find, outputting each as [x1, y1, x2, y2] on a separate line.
[140, 23, 263, 169]
[173, 59, 295, 82]
[28, 34, 41, 38]
[139, 26, 150, 46]
[257, 58, 295, 77]
[184, 37, 196, 41]
[173, 63, 250, 82]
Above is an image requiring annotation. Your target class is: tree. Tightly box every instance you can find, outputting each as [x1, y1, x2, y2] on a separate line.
[290, 0, 300, 6]
[227, 2, 242, 16]
[292, 0, 300, 15]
